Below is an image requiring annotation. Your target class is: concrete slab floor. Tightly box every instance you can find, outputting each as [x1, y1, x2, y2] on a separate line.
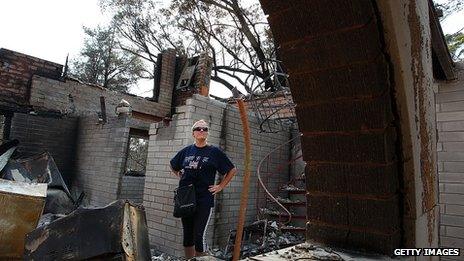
[245, 242, 392, 261]
[151, 242, 395, 261]
[151, 250, 225, 261]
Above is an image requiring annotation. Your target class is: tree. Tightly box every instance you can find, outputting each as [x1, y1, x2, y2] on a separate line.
[445, 30, 464, 61]
[435, 0, 463, 21]
[99, 0, 275, 95]
[125, 136, 149, 176]
[70, 25, 148, 92]
[435, 0, 464, 61]
[172, 0, 276, 93]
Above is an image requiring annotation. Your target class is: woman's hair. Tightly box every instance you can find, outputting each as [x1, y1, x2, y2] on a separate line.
[191, 119, 208, 132]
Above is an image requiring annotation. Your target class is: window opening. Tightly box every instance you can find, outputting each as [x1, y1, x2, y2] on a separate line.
[125, 129, 149, 176]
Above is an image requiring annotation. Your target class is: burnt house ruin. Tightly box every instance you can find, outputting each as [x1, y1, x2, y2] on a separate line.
[2, 0, 464, 259]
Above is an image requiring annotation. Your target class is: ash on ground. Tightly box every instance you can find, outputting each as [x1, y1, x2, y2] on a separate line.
[151, 249, 183, 261]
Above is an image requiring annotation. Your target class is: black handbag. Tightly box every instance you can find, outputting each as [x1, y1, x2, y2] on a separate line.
[173, 184, 196, 218]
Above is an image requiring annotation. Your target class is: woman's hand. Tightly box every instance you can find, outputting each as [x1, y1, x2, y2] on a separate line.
[172, 168, 183, 179]
[208, 184, 224, 195]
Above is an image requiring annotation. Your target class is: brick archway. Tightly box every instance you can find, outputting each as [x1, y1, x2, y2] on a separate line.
[260, 0, 439, 254]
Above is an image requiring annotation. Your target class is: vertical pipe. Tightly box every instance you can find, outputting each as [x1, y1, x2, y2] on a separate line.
[100, 96, 107, 123]
[232, 99, 251, 261]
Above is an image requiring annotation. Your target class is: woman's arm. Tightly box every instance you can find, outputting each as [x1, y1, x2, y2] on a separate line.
[170, 165, 181, 178]
[209, 167, 237, 195]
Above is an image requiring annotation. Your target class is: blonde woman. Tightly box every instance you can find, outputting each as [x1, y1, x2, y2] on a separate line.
[170, 119, 237, 258]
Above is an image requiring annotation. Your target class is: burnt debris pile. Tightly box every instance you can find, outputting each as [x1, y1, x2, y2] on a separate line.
[0, 139, 151, 260]
[212, 219, 304, 260]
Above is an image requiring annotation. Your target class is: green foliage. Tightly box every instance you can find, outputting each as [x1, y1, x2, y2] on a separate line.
[445, 31, 464, 61]
[125, 136, 148, 176]
[70, 25, 147, 92]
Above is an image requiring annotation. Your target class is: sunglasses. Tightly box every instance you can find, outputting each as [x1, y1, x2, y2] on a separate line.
[193, 127, 209, 132]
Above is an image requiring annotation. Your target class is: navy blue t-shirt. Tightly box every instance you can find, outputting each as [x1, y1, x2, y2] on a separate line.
[170, 144, 235, 207]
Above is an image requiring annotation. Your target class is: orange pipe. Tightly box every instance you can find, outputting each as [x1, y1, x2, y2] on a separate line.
[232, 99, 252, 261]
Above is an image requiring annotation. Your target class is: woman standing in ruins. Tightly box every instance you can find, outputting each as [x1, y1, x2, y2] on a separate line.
[170, 119, 237, 258]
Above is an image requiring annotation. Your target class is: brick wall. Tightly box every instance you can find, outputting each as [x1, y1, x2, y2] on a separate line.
[436, 63, 464, 252]
[9, 113, 78, 186]
[143, 94, 289, 256]
[0, 48, 175, 119]
[157, 49, 176, 110]
[119, 175, 146, 204]
[74, 115, 130, 206]
[0, 48, 62, 112]
[213, 98, 290, 248]
[0, 114, 4, 143]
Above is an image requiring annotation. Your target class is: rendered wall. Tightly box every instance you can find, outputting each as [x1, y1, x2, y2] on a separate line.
[29, 75, 171, 118]
[377, 0, 439, 250]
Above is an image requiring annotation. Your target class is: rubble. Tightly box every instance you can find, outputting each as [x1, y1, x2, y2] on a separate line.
[0, 179, 47, 259]
[270, 221, 279, 229]
[279, 225, 302, 230]
[151, 249, 182, 261]
[36, 213, 66, 228]
[260, 207, 297, 217]
[279, 184, 304, 192]
[0, 151, 78, 215]
[1, 141, 152, 260]
[214, 220, 304, 260]
[0, 139, 18, 171]
[259, 208, 282, 216]
[275, 196, 302, 204]
[24, 200, 151, 260]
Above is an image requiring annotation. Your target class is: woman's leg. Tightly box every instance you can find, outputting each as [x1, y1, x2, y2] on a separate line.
[181, 215, 195, 259]
[193, 206, 213, 256]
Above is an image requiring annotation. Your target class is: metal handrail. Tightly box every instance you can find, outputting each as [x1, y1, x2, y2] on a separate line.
[256, 135, 301, 224]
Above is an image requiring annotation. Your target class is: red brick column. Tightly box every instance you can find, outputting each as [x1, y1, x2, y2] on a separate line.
[261, 0, 401, 254]
[157, 49, 177, 114]
[172, 52, 212, 107]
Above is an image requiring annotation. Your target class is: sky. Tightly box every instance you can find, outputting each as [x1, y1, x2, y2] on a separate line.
[0, 0, 107, 65]
[0, 0, 463, 98]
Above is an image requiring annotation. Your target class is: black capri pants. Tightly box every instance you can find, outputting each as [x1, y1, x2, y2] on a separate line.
[181, 204, 213, 252]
